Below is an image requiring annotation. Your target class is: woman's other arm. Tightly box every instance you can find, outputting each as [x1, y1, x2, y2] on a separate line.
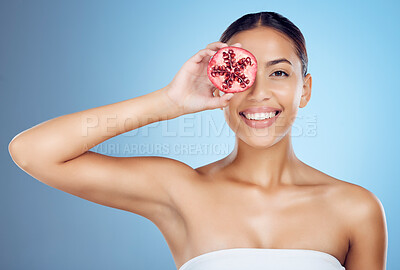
[344, 188, 388, 270]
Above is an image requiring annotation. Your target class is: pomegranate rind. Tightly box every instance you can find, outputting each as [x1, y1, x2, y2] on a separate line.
[207, 46, 257, 93]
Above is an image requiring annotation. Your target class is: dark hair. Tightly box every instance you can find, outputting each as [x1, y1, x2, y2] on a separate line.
[220, 11, 308, 78]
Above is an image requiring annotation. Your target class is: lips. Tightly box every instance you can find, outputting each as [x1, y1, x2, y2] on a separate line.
[238, 106, 282, 129]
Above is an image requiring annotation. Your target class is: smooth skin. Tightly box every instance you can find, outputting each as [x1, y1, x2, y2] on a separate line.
[9, 26, 387, 270]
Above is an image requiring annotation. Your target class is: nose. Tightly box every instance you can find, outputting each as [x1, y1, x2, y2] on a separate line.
[246, 73, 272, 102]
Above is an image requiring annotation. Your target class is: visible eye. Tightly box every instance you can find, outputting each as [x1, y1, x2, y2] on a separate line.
[271, 70, 288, 77]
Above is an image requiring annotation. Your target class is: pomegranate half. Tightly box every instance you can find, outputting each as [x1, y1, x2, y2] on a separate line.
[207, 46, 257, 93]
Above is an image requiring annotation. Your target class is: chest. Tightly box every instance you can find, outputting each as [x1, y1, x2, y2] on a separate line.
[189, 186, 337, 242]
[171, 180, 348, 265]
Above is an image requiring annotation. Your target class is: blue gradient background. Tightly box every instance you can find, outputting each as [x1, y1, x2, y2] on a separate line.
[2, 0, 399, 269]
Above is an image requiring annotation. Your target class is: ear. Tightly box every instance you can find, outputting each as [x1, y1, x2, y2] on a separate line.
[299, 73, 312, 108]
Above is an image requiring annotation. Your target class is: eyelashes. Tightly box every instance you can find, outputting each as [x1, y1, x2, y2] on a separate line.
[271, 70, 289, 77]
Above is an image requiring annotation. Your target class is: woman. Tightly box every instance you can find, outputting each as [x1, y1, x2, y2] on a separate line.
[8, 11, 387, 270]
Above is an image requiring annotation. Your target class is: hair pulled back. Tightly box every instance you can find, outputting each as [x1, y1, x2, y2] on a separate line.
[220, 11, 308, 78]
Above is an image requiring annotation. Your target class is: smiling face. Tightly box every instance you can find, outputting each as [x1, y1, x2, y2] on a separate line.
[219, 26, 312, 148]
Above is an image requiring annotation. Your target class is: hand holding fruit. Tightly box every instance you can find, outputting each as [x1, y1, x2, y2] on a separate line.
[207, 46, 257, 93]
[164, 42, 241, 115]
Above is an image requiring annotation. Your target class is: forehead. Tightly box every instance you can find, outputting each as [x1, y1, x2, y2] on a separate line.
[227, 27, 300, 69]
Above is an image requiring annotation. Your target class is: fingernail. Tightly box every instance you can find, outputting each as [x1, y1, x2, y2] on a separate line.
[226, 93, 234, 100]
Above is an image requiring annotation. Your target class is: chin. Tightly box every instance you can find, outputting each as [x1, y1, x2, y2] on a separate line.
[225, 109, 290, 146]
[237, 131, 283, 149]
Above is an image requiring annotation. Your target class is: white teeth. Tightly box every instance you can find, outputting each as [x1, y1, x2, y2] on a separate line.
[243, 111, 277, 120]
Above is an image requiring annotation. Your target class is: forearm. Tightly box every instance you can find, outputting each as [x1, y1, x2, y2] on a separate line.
[9, 86, 182, 166]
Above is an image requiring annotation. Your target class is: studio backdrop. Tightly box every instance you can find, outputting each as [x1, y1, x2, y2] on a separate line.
[1, 0, 398, 269]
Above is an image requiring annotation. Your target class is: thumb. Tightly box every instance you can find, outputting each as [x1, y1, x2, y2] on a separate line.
[206, 93, 234, 110]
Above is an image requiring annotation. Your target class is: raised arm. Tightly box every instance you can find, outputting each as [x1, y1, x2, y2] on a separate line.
[8, 88, 190, 220]
[8, 41, 237, 223]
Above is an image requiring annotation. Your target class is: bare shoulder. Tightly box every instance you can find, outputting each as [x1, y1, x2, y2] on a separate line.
[299, 164, 385, 228]
[323, 174, 385, 216]
[326, 177, 388, 268]
[314, 170, 384, 215]
[330, 178, 387, 238]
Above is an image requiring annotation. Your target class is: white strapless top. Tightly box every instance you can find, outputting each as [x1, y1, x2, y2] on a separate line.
[178, 248, 345, 270]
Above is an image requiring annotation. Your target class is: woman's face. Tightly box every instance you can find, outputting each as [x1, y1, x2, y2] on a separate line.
[219, 26, 312, 148]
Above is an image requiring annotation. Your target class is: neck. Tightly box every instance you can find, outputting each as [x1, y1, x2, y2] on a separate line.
[223, 131, 302, 189]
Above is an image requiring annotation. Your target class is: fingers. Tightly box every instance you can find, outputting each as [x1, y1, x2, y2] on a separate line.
[190, 41, 244, 66]
[223, 93, 235, 101]
[191, 48, 217, 63]
[230, 42, 242, 47]
[206, 92, 235, 110]
[205, 41, 242, 51]
[206, 42, 228, 51]
[192, 42, 244, 63]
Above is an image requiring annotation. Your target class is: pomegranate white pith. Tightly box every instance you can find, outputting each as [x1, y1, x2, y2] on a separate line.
[207, 46, 257, 93]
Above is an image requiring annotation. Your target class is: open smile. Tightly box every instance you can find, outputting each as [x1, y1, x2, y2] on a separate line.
[239, 107, 282, 129]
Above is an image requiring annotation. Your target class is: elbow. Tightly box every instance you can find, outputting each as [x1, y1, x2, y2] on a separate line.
[9, 138, 31, 169]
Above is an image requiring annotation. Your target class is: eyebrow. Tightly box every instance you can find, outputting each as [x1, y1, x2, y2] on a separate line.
[265, 58, 292, 67]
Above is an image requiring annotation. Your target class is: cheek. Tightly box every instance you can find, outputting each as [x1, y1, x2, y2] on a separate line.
[274, 79, 302, 108]
[279, 90, 298, 108]
[279, 88, 303, 127]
